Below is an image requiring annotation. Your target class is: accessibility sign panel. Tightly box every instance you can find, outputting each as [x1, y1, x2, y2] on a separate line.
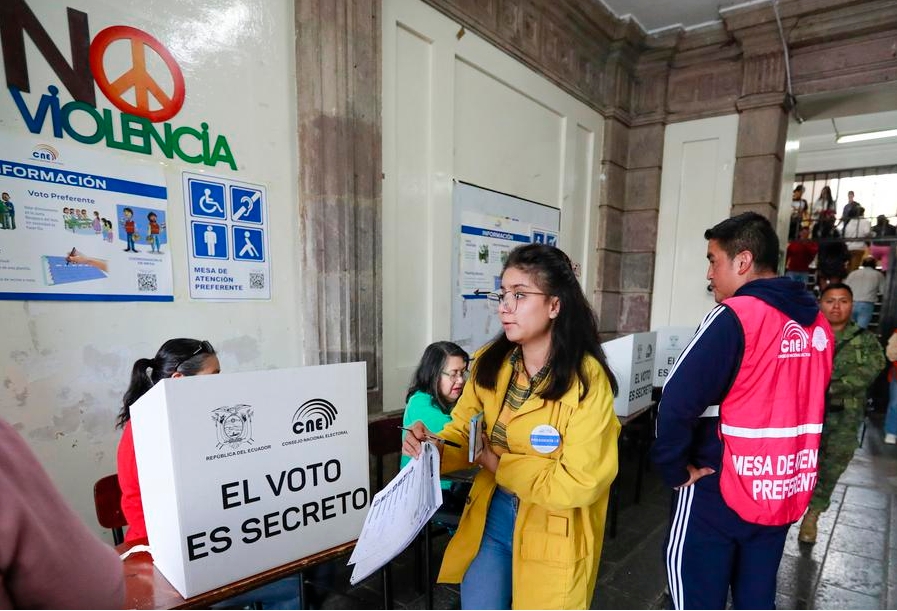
[183, 172, 271, 300]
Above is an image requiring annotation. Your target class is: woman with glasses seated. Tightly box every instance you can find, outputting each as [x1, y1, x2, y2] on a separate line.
[115, 339, 302, 609]
[401, 341, 471, 510]
[402, 243, 620, 609]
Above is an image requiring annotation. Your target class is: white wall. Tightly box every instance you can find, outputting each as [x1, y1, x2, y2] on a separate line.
[651, 115, 738, 328]
[381, 0, 605, 412]
[0, 0, 300, 539]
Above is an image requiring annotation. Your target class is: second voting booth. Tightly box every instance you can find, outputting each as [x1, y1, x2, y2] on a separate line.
[130, 362, 370, 598]
[602, 332, 657, 417]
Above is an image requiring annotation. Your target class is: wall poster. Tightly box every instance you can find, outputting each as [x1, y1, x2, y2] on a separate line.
[183, 171, 270, 300]
[0, 131, 172, 301]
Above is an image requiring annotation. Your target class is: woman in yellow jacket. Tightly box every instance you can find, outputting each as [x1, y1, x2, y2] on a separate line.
[404, 243, 620, 609]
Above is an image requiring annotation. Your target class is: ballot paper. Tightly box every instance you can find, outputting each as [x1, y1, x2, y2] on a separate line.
[348, 441, 443, 584]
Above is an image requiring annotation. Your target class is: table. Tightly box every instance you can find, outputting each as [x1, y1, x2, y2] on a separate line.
[118, 538, 356, 609]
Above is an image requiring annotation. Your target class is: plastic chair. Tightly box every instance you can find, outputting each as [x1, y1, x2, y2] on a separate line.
[93, 474, 126, 545]
[367, 414, 404, 609]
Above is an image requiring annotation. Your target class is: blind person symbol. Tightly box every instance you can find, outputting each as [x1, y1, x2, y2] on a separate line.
[233, 227, 265, 262]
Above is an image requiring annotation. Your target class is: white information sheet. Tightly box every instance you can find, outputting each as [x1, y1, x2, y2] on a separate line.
[0, 130, 172, 301]
[183, 171, 271, 300]
[348, 442, 442, 584]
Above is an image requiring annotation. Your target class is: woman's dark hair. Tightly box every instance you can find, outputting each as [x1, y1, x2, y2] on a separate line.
[406, 341, 470, 413]
[818, 186, 834, 208]
[473, 243, 618, 400]
[116, 338, 216, 429]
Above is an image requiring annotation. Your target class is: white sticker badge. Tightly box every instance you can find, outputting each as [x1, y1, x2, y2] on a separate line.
[530, 424, 561, 454]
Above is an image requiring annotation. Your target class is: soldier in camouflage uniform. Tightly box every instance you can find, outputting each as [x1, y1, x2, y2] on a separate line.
[798, 282, 886, 543]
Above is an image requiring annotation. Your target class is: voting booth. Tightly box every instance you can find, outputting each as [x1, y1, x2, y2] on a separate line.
[602, 332, 656, 417]
[652, 326, 697, 386]
[130, 362, 369, 598]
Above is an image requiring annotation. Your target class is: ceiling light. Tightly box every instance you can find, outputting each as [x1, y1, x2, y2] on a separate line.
[835, 128, 897, 144]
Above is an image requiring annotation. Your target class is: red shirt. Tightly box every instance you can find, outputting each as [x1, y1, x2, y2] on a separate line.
[117, 422, 146, 542]
[786, 240, 818, 272]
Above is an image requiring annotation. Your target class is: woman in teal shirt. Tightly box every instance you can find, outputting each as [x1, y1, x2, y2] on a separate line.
[402, 341, 470, 507]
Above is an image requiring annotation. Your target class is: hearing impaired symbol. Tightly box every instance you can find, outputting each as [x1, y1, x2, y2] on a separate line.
[530, 424, 561, 453]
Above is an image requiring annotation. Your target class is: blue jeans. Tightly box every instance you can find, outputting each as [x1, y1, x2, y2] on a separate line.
[887, 377, 897, 436]
[210, 574, 302, 609]
[460, 488, 517, 609]
[852, 301, 874, 329]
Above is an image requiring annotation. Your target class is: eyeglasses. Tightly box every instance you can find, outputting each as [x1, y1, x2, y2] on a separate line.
[175, 340, 214, 371]
[441, 370, 469, 381]
[485, 290, 547, 312]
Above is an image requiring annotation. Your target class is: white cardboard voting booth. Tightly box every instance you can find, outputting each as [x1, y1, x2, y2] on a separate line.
[601, 332, 656, 417]
[652, 326, 697, 386]
[130, 362, 369, 598]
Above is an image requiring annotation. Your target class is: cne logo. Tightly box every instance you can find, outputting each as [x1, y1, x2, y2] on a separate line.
[211, 404, 254, 450]
[31, 143, 59, 161]
[779, 320, 810, 358]
[292, 398, 338, 435]
[811, 326, 829, 352]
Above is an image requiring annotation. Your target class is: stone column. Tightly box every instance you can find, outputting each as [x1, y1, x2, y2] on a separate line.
[295, 0, 382, 406]
[595, 116, 625, 340]
[732, 50, 791, 221]
[613, 47, 671, 334]
[728, 17, 793, 222]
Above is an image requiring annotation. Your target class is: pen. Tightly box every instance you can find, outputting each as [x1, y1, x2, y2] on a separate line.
[397, 426, 462, 448]
[66, 247, 76, 265]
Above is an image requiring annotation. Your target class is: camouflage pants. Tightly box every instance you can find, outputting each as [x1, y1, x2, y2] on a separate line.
[809, 406, 862, 512]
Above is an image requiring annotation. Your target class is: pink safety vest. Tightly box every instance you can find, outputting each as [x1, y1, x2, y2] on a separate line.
[718, 296, 833, 526]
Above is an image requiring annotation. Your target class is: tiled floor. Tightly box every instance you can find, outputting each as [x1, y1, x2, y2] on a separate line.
[299, 413, 896, 609]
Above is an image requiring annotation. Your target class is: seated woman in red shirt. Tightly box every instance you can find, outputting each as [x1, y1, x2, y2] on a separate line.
[116, 338, 220, 542]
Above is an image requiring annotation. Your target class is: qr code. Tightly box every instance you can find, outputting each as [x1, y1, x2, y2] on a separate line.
[137, 273, 158, 292]
[249, 273, 265, 290]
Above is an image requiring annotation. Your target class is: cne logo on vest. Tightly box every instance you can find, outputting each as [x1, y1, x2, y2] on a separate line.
[779, 321, 810, 359]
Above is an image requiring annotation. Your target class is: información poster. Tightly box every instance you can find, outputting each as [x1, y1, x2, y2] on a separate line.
[459, 211, 533, 297]
[182, 171, 270, 300]
[0, 131, 173, 301]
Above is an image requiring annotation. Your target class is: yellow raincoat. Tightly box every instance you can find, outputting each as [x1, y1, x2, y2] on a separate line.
[435, 353, 620, 609]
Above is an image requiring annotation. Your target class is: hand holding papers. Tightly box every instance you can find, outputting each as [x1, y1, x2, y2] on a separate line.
[348, 442, 443, 584]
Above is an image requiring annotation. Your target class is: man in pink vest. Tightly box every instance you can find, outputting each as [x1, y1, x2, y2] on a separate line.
[652, 212, 834, 609]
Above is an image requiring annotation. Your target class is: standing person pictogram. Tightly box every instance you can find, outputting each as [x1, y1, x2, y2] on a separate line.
[191, 222, 227, 260]
[89, 26, 186, 123]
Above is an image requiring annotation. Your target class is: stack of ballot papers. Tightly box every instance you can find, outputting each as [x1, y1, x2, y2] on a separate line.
[348, 441, 443, 584]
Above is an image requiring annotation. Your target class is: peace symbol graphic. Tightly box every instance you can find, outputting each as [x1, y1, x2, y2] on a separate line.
[89, 26, 186, 123]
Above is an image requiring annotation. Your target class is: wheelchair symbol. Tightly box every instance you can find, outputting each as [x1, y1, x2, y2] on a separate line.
[199, 189, 224, 214]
